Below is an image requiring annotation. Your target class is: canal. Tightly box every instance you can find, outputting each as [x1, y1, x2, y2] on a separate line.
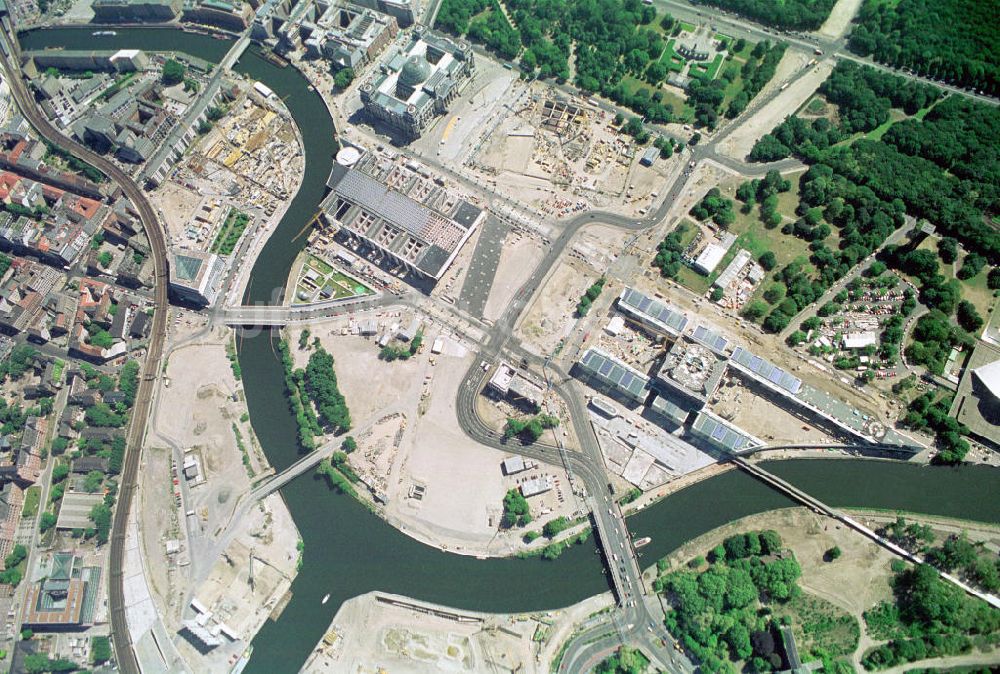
[19, 27, 1000, 674]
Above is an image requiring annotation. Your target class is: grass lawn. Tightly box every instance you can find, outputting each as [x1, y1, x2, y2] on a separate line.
[658, 39, 683, 70]
[675, 264, 712, 296]
[865, 109, 907, 141]
[958, 263, 997, 319]
[210, 208, 251, 255]
[731, 39, 754, 61]
[21, 486, 40, 519]
[703, 53, 725, 80]
[805, 97, 826, 114]
[677, 219, 699, 248]
[678, 20, 696, 33]
[307, 255, 334, 275]
[656, 88, 695, 122]
[621, 75, 648, 96]
[774, 592, 860, 661]
[329, 272, 370, 297]
[50, 359, 65, 385]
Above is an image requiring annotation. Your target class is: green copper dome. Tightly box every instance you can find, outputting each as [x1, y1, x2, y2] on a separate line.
[398, 55, 431, 87]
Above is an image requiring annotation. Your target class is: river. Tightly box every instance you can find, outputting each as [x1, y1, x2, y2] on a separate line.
[18, 27, 1000, 674]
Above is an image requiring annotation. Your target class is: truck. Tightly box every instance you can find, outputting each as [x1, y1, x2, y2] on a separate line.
[780, 82, 790, 91]
[814, 48, 823, 55]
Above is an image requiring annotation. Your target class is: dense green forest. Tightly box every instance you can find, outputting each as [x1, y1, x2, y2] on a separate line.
[749, 62, 998, 262]
[303, 347, 352, 433]
[849, 0, 1000, 96]
[437, 0, 676, 122]
[690, 0, 835, 30]
[862, 562, 1000, 670]
[656, 530, 856, 674]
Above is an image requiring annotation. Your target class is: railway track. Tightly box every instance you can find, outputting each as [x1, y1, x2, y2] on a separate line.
[0, 29, 168, 674]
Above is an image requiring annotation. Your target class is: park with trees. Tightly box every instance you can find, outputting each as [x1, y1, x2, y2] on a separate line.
[437, 0, 787, 128]
[653, 530, 857, 674]
[849, 0, 998, 97]
[861, 560, 999, 670]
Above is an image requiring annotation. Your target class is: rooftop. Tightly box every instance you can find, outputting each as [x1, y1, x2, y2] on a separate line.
[617, 287, 688, 337]
[691, 410, 764, 453]
[577, 347, 650, 401]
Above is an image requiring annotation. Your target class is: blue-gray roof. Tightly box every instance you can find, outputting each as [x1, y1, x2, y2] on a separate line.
[618, 287, 688, 336]
[578, 348, 649, 400]
[730, 346, 802, 395]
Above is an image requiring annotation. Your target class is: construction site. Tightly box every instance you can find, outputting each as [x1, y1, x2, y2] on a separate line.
[469, 86, 674, 219]
[150, 80, 303, 254]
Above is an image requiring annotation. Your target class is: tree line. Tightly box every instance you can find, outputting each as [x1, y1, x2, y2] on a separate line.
[690, 0, 836, 30]
[849, 0, 999, 96]
[750, 62, 998, 263]
[687, 41, 786, 129]
[655, 530, 829, 674]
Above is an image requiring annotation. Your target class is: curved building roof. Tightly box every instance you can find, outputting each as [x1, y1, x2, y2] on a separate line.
[398, 55, 431, 87]
[973, 359, 1000, 403]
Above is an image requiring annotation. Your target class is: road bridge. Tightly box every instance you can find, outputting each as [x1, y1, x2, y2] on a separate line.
[733, 457, 1000, 609]
[217, 293, 405, 326]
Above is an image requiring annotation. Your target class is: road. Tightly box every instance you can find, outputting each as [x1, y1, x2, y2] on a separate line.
[654, 0, 997, 106]
[0, 30, 165, 674]
[438, 155, 704, 667]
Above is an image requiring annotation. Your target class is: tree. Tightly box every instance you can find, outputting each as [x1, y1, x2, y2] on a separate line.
[543, 516, 570, 538]
[710, 287, 725, 302]
[333, 67, 355, 90]
[826, 546, 842, 561]
[39, 512, 56, 533]
[89, 503, 112, 544]
[786, 330, 807, 346]
[83, 470, 104, 493]
[161, 59, 186, 85]
[89, 329, 114, 349]
[595, 646, 648, 674]
[98, 250, 113, 268]
[501, 488, 531, 528]
[758, 251, 776, 271]
[957, 253, 986, 280]
[92, 635, 112, 664]
[938, 237, 958, 264]
[763, 310, 792, 334]
[988, 267, 1000, 290]
[85, 403, 126, 427]
[763, 284, 785, 305]
[957, 300, 983, 332]
[52, 463, 69, 483]
[741, 300, 768, 321]
[119, 359, 140, 407]
[341, 436, 357, 453]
